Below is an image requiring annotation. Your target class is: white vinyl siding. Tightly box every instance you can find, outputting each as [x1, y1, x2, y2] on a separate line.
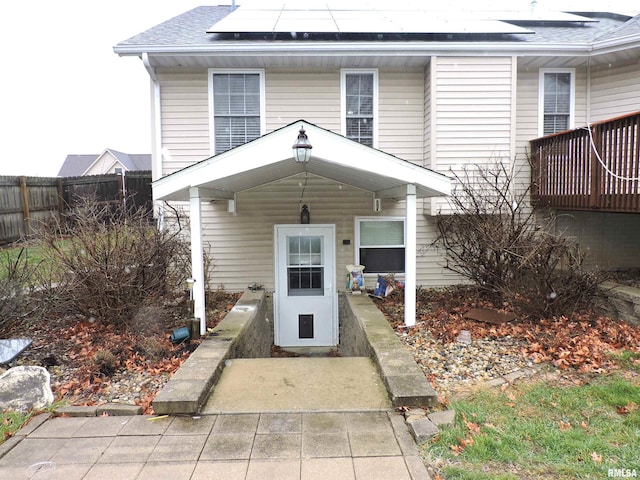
[264, 69, 341, 133]
[157, 69, 211, 176]
[430, 56, 514, 214]
[590, 62, 640, 122]
[423, 62, 432, 168]
[379, 68, 425, 163]
[539, 69, 574, 136]
[515, 67, 539, 161]
[200, 174, 373, 291]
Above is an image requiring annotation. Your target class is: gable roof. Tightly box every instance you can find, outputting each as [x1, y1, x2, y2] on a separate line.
[153, 120, 451, 202]
[114, 6, 640, 70]
[57, 149, 151, 177]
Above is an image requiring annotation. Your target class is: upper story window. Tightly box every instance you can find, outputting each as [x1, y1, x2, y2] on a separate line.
[355, 217, 405, 273]
[539, 69, 574, 137]
[342, 70, 378, 148]
[209, 71, 265, 155]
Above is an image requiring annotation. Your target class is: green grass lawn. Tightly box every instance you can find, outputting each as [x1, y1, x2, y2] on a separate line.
[0, 240, 69, 282]
[426, 373, 640, 479]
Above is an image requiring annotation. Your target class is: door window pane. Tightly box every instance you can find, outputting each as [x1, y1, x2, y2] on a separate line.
[287, 236, 324, 296]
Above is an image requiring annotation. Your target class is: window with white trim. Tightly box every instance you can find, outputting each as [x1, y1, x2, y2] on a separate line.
[356, 218, 405, 273]
[539, 69, 574, 137]
[342, 70, 377, 147]
[210, 71, 264, 155]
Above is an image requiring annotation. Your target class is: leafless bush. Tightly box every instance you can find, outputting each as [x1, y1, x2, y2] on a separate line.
[0, 248, 38, 335]
[41, 196, 192, 328]
[92, 349, 118, 377]
[433, 161, 601, 319]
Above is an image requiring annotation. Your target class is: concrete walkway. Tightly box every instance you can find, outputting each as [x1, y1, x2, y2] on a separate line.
[0, 410, 429, 479]
[203, 357, 392, 413]
[0, 358, 431, 479]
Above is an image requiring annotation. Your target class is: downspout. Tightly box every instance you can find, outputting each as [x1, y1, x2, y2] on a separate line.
[142, 53, 164, 228]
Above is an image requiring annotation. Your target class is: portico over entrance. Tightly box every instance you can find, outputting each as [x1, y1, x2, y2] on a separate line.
[152, 120, 451, 339]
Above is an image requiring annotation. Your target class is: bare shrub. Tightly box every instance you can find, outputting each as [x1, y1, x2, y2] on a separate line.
[139, 337, 171, 361]
[0, 248, 38, 335]
[433, 161, 601, 319]
[41, 196, 191, 328]
[92, 349, 118, 377]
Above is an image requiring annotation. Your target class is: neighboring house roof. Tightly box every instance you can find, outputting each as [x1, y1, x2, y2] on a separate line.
[57, 149, 151, 177]
[153, 120, 451, 202]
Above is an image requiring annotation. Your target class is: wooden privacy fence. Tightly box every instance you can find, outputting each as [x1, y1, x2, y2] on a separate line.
[531, 110, 640, 213]
[0, 171, 152, 245]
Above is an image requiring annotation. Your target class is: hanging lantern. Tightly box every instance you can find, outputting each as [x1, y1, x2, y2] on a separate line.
[300, 204, 310, 224]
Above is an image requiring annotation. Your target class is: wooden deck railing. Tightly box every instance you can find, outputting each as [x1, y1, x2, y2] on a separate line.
[530, 110, 640, 213]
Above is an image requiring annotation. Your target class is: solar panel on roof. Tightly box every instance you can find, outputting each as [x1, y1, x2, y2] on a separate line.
[207, 3, 593, 35]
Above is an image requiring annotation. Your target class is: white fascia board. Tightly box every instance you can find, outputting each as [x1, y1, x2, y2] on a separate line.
[153, 123, 301, 200]
[312, 136, 451, 197]
[591, 34, 640, 55]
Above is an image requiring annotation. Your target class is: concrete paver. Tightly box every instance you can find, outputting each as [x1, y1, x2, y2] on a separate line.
[1, 411, 430, 479]
[1, 352, 432, 480]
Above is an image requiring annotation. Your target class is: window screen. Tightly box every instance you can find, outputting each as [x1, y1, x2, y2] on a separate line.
[213, 73, 261, 154]
[345, 73, 374, 147]
[358, 219, 405, 273]
[543, 72, 571, 136]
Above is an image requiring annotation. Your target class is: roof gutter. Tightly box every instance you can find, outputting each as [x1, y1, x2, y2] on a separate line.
[114, 41, 598, 58]
[591, 32, 640, 54]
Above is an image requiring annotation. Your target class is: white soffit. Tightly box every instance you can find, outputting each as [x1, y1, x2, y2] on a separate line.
[207, 4, 596, 35]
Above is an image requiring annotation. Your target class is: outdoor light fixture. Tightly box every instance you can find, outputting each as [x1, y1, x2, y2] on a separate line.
[300, 204, 310, 224]
[292, 127, 312, 163]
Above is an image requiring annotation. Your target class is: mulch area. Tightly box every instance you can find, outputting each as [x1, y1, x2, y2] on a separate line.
[5, 291, 240, 414]
[374, 286, 640, 399]
[5, 285, 640, 414]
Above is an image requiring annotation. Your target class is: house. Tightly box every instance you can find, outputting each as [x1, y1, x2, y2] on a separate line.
[114, 3, 640, 346]
[57, 148, 151, 177]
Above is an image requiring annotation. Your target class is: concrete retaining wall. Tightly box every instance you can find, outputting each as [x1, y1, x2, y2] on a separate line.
[597, 281, 640, 326]
[155, 289, 437, 414]
[153, 289, 272, 415]
[340, 293, 438, 407]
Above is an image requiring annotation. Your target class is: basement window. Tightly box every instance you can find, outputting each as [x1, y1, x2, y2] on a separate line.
[356, 217, 405, 273]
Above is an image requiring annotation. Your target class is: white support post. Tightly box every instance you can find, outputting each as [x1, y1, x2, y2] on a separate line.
[405, 184, 417, 326]
[189, 187, 207, 335]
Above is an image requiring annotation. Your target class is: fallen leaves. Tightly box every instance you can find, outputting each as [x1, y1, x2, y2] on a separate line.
[590, 451, 603, 463]
[557, 420, 572, 431]
[449, 414, 482, 456]
[15, 292, 241, 415]
[616, 402, 639, 415]
[375, 287, 640, 374]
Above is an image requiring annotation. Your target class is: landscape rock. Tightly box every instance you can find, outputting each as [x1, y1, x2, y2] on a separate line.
[427, 409, 456, 428]
[0, 366, 54, 412]
[407, 417, 439, 443]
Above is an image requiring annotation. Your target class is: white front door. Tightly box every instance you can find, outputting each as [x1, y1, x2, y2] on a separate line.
[274, 225, 337, 347]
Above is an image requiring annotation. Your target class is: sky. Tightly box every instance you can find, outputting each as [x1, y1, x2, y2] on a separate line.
[0, 0, 638, 177]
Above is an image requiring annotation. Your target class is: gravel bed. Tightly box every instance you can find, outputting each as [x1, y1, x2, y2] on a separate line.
[395, 326, 535, 399]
